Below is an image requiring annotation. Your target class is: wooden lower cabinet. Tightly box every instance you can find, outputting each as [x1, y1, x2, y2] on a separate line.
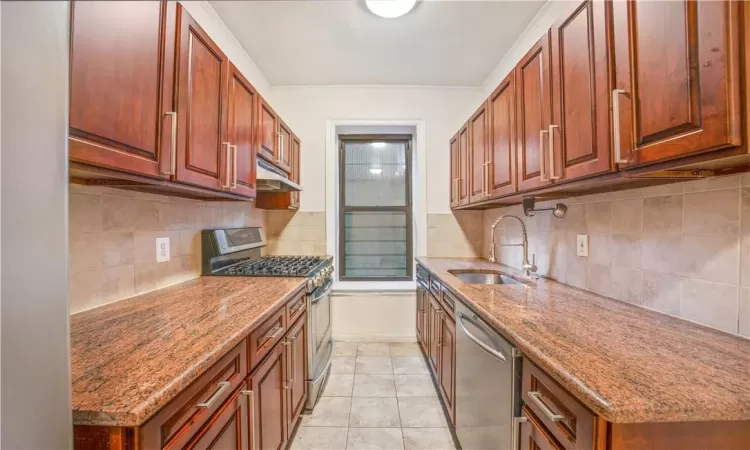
[437, 313, 456, 423]
[416, 284, 427, 351]
[285, 314, 308, 432]
[248, 342, 287, 450]
[427, 293, 441, 373]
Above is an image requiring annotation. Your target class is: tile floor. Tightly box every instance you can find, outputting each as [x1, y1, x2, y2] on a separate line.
[290, 342, 458, 450]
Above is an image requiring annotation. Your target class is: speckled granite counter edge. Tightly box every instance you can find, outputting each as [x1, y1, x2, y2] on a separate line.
[71, 279, 308, 427]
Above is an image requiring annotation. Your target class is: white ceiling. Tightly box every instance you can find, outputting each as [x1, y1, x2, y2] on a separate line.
[210, 0, 545, 87]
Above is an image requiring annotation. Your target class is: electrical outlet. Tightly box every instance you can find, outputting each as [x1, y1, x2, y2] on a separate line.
[156, 237, 170, 263]
[576, 234, 589, 257]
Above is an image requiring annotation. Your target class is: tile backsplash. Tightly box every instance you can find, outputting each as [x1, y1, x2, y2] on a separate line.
[265, 211, 327, 255]
[483, 174, 750, 337]
[68, 184, 265, 314]
[427, 211, 483, 257]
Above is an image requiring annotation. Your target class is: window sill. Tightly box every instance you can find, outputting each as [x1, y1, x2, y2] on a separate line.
[332, 280, 416, 294]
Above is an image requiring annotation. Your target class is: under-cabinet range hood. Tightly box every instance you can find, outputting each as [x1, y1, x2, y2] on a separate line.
[256, 158, 301, 192]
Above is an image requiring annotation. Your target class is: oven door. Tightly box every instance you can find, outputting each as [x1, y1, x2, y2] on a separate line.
[306, 278, 333, 410]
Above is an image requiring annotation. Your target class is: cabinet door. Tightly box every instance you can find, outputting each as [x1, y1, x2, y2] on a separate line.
[69, 1, 176, 179]
[248, 345, 287, 450]
[550, 0, 612, 181]
[457, 124, 470, 205]
[612, 0, 741, 167]
[488, 73, 517, 198]
[516, 33, 553, 192]
[290, 135, 301, 208]
[175, 6, 229, 190]
[519, 407, 565, 450]
[438, 315, 456, 425]
[185, 385, 249, 450]
[227, 62, 258, 198]
[285, 314, 308, 436]
[416, 285, 427, 351]
[277, 120, 293, 173]
[449, 134, 460, 207]
[427, 294, 441, 373]
[468, 102, 489, 203]
[258, 98, 278, 163]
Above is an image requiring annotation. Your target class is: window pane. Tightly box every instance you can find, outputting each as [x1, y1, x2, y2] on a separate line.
[344, 141, 407, 207]
[343, 211, 408, 278]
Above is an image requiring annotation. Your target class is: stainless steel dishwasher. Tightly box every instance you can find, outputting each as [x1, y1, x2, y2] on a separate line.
[455, 299, 523, 450]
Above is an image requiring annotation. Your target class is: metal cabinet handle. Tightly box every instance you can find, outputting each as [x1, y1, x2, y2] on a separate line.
[240, 389, 257, 450]
[278, 132, 284, 163]
[260, 325, 284, 351]
[222, 142, 232, 188]
[539, 129, 549, 182]
[612, 89, 629, 164]
[231, 144, 238, 189]
[486, 161, 493, 197]
[163, 112, 177, 175]
[457, 311, 508, 362]
[197, 381, 230, 408]
[548, 124, 560, 180]
[528, 391, 567, 422]
[284, 335, 296, 389]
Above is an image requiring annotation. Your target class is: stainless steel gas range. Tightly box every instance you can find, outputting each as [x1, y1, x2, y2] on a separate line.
[201, 227, 333, 412]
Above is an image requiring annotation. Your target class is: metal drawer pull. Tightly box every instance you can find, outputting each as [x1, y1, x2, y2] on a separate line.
[290, 302, 304, 316]
[265, 326, 284, 341]
[612, 89, 629, 163]
[512, 416, 528, 450]
[222, 142, 232, 188]
[240, 389, 257, 450]
[539, 129, 549, 181]
[528, 391, 567, 422]
[197, 381, 230, 408]
[457, 312, 507, 362]
[163, 112, 177, 175]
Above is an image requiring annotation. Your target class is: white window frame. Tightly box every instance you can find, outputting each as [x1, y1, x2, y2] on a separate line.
[325, 119, 427, 291]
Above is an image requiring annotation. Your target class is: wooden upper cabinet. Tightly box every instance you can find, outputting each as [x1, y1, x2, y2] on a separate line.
[278, 120, 293, 173]
[248, 344, 287, 450]
[488, 73, 517, 198]
[550, 0, 612, 181]
[449, 134, 460, 207]
[516, 33, 553, 192]
[612, 0, 741, 167]
[69, 1, 176, 179]
[468, 103, 489, 203]
[258, 98, 279, 164]
[227, 62, 258, 199]
[175, 6, 229, 190]
[457, 124, 470, 204]
[290, 135, 301, 209]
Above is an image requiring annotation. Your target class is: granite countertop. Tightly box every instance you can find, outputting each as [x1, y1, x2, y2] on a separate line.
[70, 276, 307, 427]
[417, 257, 750, 424]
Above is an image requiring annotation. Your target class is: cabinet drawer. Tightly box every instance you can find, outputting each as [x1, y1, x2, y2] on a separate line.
[429, 277, 442, 296]
[286, 291, 307, 327]
[248, 307, 286, 371]
[440, 289, 456, 320]
[140, 339, 247, 449]
[520, 406, 565, 450]
[522, 358, 595, 450]
[416, 265, 429, 282]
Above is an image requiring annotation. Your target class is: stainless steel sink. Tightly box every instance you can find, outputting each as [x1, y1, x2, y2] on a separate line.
[448, 270, 523, 285]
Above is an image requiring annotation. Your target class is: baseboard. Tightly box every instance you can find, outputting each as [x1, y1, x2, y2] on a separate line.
[332, 334, 418, 343]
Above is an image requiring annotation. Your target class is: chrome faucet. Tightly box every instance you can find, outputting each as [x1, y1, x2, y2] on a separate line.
[489, 215, 537, 277]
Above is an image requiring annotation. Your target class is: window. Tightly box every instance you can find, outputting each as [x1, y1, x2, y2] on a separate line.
[339, 135, 413, 281]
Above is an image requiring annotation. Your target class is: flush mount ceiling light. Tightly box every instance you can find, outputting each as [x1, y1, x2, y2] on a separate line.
[365, 0, 417, 18]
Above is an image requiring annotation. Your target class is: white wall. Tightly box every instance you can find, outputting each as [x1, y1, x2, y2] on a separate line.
[179, 1, 272, 98]
[332, 292, 416, 342]
[479, 1, 576, 98]
[270, 86, 481, 214]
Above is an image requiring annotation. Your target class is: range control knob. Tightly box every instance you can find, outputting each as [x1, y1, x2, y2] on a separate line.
[313, 274, 324, 287]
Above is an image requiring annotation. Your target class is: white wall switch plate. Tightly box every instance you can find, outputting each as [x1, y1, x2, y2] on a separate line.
[156, 237, 170, 263]
[576, 234, 589, 257]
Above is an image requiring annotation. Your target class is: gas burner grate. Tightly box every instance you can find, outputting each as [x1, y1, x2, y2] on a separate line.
[221, 256, 325, 277]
